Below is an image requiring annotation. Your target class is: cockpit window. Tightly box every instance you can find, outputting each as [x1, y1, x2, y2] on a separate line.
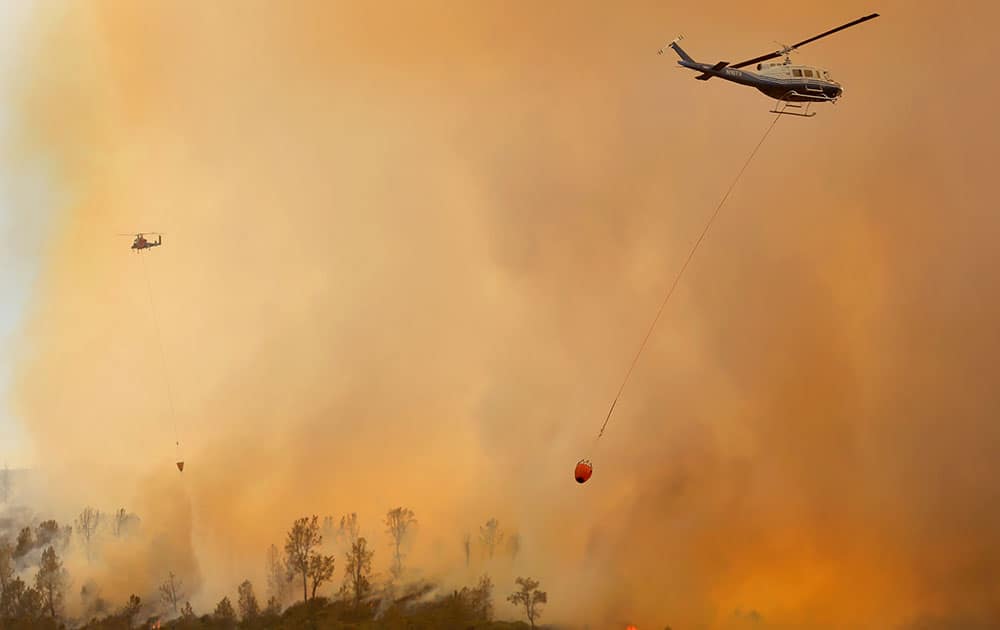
[792, 69, 803, 77]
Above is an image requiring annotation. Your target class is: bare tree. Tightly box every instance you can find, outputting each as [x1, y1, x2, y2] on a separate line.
[341, 536, 374, 608]
[283, 516, 322, 603]
[384, 507, 416, 579]
[479, 518, 504, 560]
[60, 525, 72, 550]
[322, 516, 335, 539]
[308, 554, 335, 599]
[35, 546, 67, 618]
[181, 601, 195, 619]
[158, 572, 184, 614]
[507, 532, 521, 561]
[112, 509, 139, 538]
[507, 576, 547, 629]
[237, 580, 259, 621]
[265, 544, 293, 604]
[75, 507, 101, 562]
[338, 513, 360, 547]
[463, 533, 471, 567]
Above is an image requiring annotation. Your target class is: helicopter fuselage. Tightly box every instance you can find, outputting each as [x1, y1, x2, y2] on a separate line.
[677, 58, 843, 102]
[131, 234, 162, 250]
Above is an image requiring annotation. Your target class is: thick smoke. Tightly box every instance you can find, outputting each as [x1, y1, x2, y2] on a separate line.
[7, 1, 1000, 628]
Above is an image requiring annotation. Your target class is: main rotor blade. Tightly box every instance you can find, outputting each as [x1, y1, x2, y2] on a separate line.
[730, 13, 880, 69]
[788, 13, 879, 51]
[730, 51, 782, 69]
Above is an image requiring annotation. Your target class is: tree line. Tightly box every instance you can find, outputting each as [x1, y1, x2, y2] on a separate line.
[0, 505, 549, 629]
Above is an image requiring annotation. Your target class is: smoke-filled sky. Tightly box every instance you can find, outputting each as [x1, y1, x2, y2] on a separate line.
[4, 1, 1000, 628]
[0, 0, 45, 469]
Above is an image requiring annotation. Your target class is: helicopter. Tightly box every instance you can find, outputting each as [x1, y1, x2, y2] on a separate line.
[120, 232, 163, 251]
[659, 13, 880, 117]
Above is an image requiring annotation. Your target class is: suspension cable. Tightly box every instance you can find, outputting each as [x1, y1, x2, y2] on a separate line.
[595, 109, 785, 441]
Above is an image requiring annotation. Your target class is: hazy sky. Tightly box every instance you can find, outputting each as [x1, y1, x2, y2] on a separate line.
[0, 0, 42, 469]
[6, 1, 1000, 629]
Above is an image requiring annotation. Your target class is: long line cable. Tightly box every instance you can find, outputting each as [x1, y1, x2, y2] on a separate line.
[595, 109, 784, 441]
[139, 252, 180, 452]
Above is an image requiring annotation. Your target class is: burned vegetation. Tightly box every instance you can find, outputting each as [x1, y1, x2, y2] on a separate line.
[0, 500, 554, 629]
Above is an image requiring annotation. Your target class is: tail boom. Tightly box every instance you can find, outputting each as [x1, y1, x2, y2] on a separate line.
[660, 36, 730, 81]
[662, 37, 694, 63]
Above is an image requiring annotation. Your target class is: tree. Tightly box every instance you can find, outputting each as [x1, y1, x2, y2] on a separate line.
[463, 533, 471, 567]
[180, 601, 195, 619]
[1, 463, 9, 503]
[76, 507, 101, 562]
[0, 542, 13, 608]
[264, 596, 282, 617]
[507, 577, 547, 629]
[322, 516, 335, 539]
[468, 574, 494, 622]
[384, 507, 416, 579]
[479, 518, 504, 560]
[237, 580, 259, 621]
[341, 536, 374, 608]
[214, 595, 236, 622]
[338, 513, 359, 547]
[507, 532, 521, 560]
[158, 572, 184, 614]
[119, 594, 142, 629]
[35, 521, 60, 548]
[1, 575, 22, 618]
[283, 516, 322, 603]
[112, 509, 138, 538]
[80, 579, 108, 617]
[445, 573, 494, 625]
[59, 525, 72, 551]
[308, 553, 335, 599]
[18, 583, 44, 620]
[35, 546, 67, 618]
[265, 544, 293, 604]
[113, 509, 127, 537]
[13, 526, 33, 559]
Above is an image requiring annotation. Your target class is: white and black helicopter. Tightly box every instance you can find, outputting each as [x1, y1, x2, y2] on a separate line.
[660, 13, 879, 117]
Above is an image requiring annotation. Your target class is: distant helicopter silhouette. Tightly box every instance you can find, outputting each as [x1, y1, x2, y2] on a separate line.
[119, 232, 163, 252]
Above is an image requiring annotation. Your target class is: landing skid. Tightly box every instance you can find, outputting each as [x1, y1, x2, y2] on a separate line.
[770, 103, 816, 117]
[770, 96, 816, 118]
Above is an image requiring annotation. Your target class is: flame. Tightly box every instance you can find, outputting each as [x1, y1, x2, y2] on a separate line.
[626, 626, 638, 630]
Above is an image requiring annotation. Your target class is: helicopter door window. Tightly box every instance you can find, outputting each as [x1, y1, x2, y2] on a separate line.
[804, 69, 814, 77]
[792, 69, 803, 77]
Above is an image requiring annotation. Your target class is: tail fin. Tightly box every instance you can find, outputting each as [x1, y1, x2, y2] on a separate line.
[659, 36, 693, 62]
